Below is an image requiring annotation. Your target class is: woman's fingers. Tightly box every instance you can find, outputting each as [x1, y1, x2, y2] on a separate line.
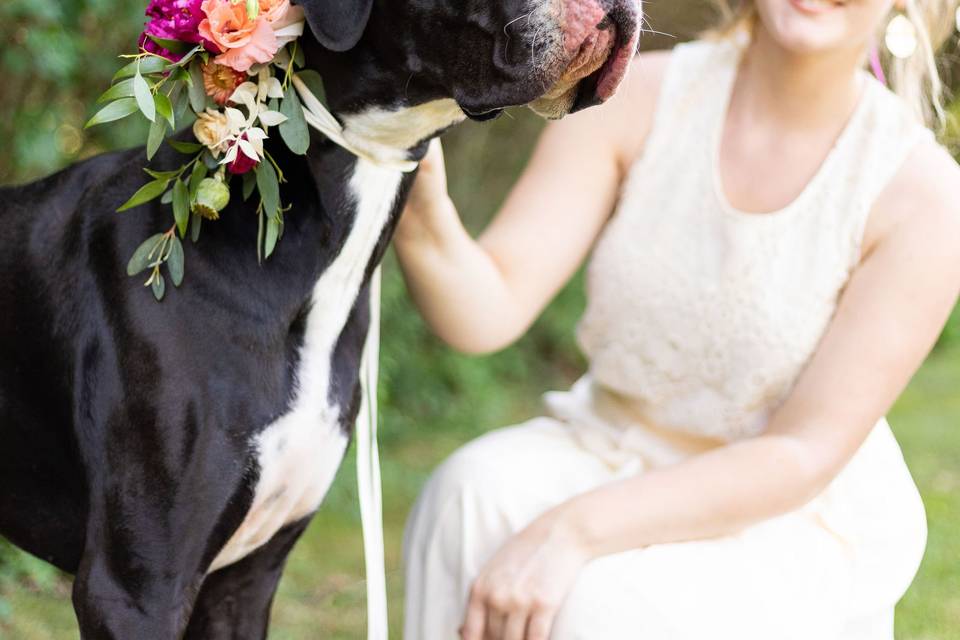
[526, 606, 556, 640]
[460, 589, 487, 640]
[502, 611, 529, 640]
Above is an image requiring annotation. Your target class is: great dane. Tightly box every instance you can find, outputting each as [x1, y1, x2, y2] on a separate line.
[0, 0, 641, 637]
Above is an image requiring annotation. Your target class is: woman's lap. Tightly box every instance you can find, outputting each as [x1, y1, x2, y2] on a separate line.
[403, 417, 876, 640]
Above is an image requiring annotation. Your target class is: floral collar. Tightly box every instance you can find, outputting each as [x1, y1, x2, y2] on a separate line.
[88, 0, 415, 301]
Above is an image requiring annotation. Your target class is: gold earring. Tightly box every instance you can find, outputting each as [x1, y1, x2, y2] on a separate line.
[885, 13, 918, 59]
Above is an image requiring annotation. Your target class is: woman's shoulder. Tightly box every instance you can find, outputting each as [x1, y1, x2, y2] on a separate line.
[865, 137, 960, 257]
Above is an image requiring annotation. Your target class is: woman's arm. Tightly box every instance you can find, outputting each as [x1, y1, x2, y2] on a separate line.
[393, 52, 670, 354]
[460, 141, 960, 640]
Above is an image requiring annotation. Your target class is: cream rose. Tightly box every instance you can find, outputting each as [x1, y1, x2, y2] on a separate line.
[193, 110, 232, 157]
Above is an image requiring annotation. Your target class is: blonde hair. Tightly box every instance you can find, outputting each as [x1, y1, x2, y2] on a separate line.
[706, 0, 958, 130]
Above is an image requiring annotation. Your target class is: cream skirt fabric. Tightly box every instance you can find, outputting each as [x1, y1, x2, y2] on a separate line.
[402, 415, 926, 639]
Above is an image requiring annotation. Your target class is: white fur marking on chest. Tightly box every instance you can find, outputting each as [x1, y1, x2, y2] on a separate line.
[211, 160, 403, 572]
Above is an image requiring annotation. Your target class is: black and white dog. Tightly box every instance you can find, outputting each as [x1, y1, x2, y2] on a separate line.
[0, 0, 640, 637]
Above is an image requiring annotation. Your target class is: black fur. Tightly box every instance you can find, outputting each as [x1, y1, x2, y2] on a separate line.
[0, 0, 640, 637]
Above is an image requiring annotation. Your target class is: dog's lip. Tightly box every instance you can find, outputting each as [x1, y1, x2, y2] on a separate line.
[572, 24, 638, 111]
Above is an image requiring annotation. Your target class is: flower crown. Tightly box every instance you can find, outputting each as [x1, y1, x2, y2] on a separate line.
[88, 0, 325, 300]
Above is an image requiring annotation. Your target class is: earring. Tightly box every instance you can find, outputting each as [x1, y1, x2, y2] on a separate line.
[885, 13, 918, 59]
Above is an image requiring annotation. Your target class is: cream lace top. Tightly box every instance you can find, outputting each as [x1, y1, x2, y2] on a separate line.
[546, 37, 933, 452]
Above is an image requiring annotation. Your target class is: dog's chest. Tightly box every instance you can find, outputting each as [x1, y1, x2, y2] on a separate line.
[211, 161, 402, 572]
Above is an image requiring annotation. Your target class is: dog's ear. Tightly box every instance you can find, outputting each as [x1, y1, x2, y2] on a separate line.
[293, 0, 374, 52]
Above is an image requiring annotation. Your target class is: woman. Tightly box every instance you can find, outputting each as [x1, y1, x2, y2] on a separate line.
[397, 0, 960, 637]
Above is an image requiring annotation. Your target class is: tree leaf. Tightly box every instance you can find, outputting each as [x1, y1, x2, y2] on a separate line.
[85, 98, 139, 128]
[127, 233, 166, 276]
[117, 178, 170, 212]
[255, 161, 280, 218]
[113, 56, 168, 82]
[279, 84, 309, 155]
[188, 61, 207, 112]
[264, 215, 281, 259]
[155, 92, 174, 129]
[152, 273, 166, 301]
[146, 118, 167, 161]
[161, 189, 174, 205]
[173, 179, 190, 238]
[97, 78, 135, 104]
[134, 71, 156, 122]
[167, 237, 185, 286]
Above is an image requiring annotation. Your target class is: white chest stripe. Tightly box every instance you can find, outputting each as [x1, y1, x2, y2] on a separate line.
[211, 160, 402, 572]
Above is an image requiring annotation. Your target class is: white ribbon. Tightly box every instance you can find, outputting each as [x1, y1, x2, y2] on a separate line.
[356, 267, 388, 639]
[291, 74, 419, 173]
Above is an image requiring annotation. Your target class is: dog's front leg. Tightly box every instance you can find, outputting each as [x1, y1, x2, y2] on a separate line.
[70, 412, 256, 640]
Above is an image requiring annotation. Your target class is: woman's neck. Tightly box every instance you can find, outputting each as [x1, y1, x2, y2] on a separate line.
[736, 25, 867, 131]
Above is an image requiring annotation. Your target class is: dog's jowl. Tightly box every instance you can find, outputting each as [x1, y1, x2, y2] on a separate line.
[0, 0, 641, 637]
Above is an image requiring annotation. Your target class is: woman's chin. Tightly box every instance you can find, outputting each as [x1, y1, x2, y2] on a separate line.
[757, 16, 853, 56]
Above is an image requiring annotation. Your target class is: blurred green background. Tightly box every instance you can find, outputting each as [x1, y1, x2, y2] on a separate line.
[1, 1, 959, 638]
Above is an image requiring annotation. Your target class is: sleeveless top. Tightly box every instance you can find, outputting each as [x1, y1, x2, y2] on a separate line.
[545, 37, 934, 462]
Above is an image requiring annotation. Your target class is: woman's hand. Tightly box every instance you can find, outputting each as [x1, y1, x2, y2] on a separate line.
[460, 511, 590, 640]
[397, 139, 456, 243]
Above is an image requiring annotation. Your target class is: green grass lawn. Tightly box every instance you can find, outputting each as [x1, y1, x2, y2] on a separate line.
[2, 289, 958, 639]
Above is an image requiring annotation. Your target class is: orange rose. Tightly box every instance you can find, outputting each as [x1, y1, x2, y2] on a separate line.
[198, 0, 279, 72]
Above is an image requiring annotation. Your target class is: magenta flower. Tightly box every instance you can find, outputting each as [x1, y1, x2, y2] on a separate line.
[138, 0, 213, 60]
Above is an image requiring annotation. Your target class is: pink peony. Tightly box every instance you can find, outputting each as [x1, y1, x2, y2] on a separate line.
[138, 0, 214, 60]
[198, 0, 288, 73]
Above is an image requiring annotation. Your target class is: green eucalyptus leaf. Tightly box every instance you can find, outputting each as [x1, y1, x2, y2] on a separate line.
[97, 78, 135, 104]
[190, 212, 203, 243]
[155, 92, 175, 129]
[264, 215, 281, 259]
[152, 273, 166, 301]
[173, 89, 190, 123]
[117, 178, 170, 212]
[161, 189, 174, 205]
[169, 139, 203, 155]
[127, 233, 166, 276]
[293, 42, 305, 68]
[113, 56, 168, 82]
[279, 85, 309, 155]
[173, 180, 190, 238]
[188, 61, 207, 112]
[146, 118, 167, 160]
[144, 168, 181, 180]
[296, 70, 326, 104]
[148, 35, 192, 55]
[242, 171, 256, 201]
[134, 72, 156, 122]
[255, 161, 280, 218]
[85, 98, 139, 128]
[203, 152, 220, 170]
[188, 161, 207, 197]
[168, 237, 185, 286]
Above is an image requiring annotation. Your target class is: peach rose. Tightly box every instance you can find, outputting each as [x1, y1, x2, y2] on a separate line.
[259, 0, 291, 24]
[198, 0, 279, 73]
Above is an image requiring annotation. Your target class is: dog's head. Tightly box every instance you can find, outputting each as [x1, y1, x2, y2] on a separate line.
[294, 0, 642, 149]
